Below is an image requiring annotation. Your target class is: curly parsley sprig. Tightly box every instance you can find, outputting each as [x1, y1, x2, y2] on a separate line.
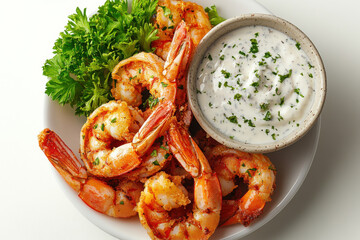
[43, 0, 159, 116]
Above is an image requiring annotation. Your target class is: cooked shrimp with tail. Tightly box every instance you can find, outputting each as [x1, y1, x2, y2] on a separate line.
[138, 120, 222, 240]
[207, 145, 276, 226]
[38, 129, 143, 218]
[111, 52, 176, 110]
[80, 100, 174, 178]
[152, 0, 212, 60]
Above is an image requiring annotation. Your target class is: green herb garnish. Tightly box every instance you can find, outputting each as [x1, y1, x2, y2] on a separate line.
[263, 111, 272, 121]
[205, 5, 226, 26]
[93, 157, 100, 166]
[43, 0, 160, 116]
[279, 69, 292, 83]
[221, 69, 231, 78]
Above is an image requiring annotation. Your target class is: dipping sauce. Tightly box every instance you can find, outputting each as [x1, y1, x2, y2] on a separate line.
[196, 25, 316, 144]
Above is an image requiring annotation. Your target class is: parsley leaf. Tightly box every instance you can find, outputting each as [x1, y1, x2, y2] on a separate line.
[43, 0, 159, 116]
[205, 5, 226, 26]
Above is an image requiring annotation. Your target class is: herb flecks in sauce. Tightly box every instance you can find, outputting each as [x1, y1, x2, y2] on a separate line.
[196, 25, 316, 144]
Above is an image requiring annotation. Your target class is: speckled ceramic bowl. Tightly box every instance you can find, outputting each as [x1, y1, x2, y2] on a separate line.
[187, 13, 326, 153]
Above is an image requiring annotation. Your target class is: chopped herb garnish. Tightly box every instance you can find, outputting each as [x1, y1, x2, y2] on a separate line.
[218, 82, 222, 88]
[119, 200, 124, 205]
[264, 52, 272, 58]
[308, 73, 313, 78]
[258, 60, 267, 66]
[208, 54, 213, 61]
[260, 103, 269, 111]
[239, 51, 246, 56]
[247, 120, 255, 127]
[246, 168, 257, 177]
[161, 82, 168, 87]
[164, 153, 170, 159]
[144, 95, 159, 109]
[243, 117, 255, 127]
[220, 55, 225, 60]
[251, 81, 259, 92]
[93, 157, 100, 166]
[221, 69, 231, 78]
[94, 124, 98, 129]
[151, 149, 157, 157]
[129, 75, 138, 81]
[111, 118, 117, 123]
[101, 123, 105, 131]
[277, 111, 284, 121]
[295, 42, 301, 50]
[263, 111, 272, 121]
[225, 114, 238, 124]
[279, 97, 285, 106]
[272, 54, 281, 63]
[279, 69, 292, 83]
[152, 160, 160, 166]
[275, 87, 281, 95]
[178, 85, 184, 90]
[271, 133, 276, 140]
[209, 102, 213, 107]
[234, 93, 242, 101]
[224, 81, 235, 90]
[294, 88, 304, 97]
[308, 62, 314, 69]
[249, 38, 259, 54]
[159, 6, 173, 21]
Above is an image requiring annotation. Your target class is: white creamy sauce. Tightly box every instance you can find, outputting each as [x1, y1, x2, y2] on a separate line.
[196, 25, 316, 144]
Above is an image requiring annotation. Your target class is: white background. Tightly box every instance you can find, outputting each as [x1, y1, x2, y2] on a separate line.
[1, 0, 359, 239]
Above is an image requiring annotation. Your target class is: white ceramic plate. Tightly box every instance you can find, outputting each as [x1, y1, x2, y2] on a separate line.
[45, 0, 321, 239]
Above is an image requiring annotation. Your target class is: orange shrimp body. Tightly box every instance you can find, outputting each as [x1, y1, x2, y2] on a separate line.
[153, 0, 211, 60]
[137, 120, 222, 239]
[207, 145, 276, 226]
[38, 129, 143, 218]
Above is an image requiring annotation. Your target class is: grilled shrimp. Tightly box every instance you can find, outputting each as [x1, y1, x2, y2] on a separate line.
[162, 21, 193, 127]
[38, 129, 143, 218]
[208, 145, 276, 226]
[122, 139, 173, 181]
[80, 100, 174, 178]
[111, 52, 176, 109]
[138, 120, 222, 240]
[152, 0, 212, 60]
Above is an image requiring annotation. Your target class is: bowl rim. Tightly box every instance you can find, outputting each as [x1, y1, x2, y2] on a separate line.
[187, 13, 327, 153]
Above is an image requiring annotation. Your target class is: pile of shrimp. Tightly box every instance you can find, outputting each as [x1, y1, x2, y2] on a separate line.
[38, 1, 276, 239]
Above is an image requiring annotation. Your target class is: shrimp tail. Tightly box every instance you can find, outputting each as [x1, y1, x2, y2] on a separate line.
[38, 129, 87, 192]
[166, 119, 201, 177]
[220, 190, 266, 227]
[133, 101, 175, 155]
[163, 21, 193, 82]
[39, 129, 142, 218]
